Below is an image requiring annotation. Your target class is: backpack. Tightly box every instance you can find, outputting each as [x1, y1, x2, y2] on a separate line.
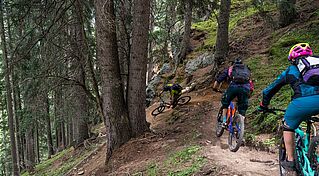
[295, 56, 319, 86]
[172, 84, 182, 91]
[229, 64, 251, 84]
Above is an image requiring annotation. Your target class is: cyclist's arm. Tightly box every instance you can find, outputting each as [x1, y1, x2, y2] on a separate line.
[262, 69, 288, 106]
[216, 68, 229, 84]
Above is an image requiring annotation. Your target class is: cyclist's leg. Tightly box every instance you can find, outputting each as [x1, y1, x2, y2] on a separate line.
[283, 95, 319, 166]
[236, 87, 249, 116]
[171, 90, 179, 107]
[221, 87, 237, 123]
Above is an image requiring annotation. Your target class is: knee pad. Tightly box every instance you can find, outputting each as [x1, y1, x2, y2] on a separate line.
[282, 122, 295, 132]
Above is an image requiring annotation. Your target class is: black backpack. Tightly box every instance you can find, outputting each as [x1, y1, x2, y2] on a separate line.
[230, 64, 251, 84]
[172, 84, 182, 91]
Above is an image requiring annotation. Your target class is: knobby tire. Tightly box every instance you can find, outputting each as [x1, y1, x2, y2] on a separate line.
[151, 105, 166, 116]
[308, 136, 319, 175]
[228, 114, 244, 152]
[215, 108, 224, 137]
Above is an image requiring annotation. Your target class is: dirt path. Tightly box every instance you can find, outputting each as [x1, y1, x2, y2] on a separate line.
[192, 89, 279, 176]
[67, 88, 279, 176]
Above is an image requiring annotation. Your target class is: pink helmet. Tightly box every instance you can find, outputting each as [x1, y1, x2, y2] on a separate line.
[288, 43, 313, 61]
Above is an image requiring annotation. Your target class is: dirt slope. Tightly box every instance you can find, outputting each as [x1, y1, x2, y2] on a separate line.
[65, 5, 287, 176]
[66, 88, 279, 176]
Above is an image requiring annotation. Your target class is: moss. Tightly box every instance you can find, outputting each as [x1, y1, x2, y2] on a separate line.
[22, 145, 97, 176]
[193, 2, 260, 52]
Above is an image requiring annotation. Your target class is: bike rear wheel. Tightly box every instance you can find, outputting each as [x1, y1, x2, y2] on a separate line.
[308, 136, 319, 175]
[215, 108, 224, 137]
[151, 105, 166, 116]
[228, 114, 244, 152]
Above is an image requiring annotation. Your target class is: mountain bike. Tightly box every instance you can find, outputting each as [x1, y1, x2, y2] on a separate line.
[151, 93, 191, 117]
[261, 108, 319, 176]
[214, 89, 245, 152]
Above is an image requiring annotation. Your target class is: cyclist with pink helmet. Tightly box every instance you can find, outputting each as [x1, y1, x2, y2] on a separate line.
[258, 43, 319, 174]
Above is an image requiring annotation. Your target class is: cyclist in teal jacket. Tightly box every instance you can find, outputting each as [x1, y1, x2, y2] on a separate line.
[258, 43, 319, 173]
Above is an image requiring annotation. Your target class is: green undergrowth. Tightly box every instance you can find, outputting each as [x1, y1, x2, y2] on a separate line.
[22, 144, 98, 176]
[246, 24, 319, 134]
[145, 145, 206, 176]
[192, 1, 275, 52]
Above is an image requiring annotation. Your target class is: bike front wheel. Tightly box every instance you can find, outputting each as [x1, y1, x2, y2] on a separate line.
[215, 108, 224, 137]
[151, 105, 166, 116]
[228, 114, 244, 152]
[177, 96, 191, 105]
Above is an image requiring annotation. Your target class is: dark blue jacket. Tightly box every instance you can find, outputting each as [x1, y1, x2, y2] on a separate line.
[262, 65, 319, 106]
[216, 67, 251, 90]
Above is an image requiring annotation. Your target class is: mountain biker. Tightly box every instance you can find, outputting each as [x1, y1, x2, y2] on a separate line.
[213, 58, 254, 126]
[160, 83, 183, 108]
[257, 43, 319, 174]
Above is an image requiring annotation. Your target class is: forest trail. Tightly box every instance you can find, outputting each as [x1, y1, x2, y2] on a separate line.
[66, 88, 279, 176]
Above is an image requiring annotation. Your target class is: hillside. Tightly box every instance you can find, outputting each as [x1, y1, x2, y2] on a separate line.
[22, 1, 319, 176]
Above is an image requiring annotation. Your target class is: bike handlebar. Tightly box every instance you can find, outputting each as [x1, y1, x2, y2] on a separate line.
[255, 108, 286, 115]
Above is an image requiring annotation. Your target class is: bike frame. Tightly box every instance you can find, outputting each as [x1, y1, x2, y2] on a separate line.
[226, 102, 241, 134]
[295, 121, 316, 175]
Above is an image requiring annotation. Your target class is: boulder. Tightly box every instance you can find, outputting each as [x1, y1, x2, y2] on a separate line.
[158, 63, 171, 75]
[146, 74, 162, 107]
[185, 52, 214, 74]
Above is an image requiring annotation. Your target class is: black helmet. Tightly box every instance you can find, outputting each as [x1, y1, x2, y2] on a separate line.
[234, 58, 242, 64]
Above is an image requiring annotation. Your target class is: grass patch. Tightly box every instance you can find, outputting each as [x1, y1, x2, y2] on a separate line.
[192, 1, 261, 52]
[166, 146, 205, 176]
[22, 145, 97, 176]
[144, 145, 206, 176]
[146, 163, 159, 176]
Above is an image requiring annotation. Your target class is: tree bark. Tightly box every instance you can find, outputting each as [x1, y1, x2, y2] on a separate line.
[117, 0, 131, 100]
[45, 93, 54, 158]
[54, 88, 63, 151]
[127, 0, 151, 137]
[25, 127, 35, 172]
[0, 1, 20, 174]
[70, 0, 90, 146]
[35, 124, 40, 163]
[214, 0, 231, 65]
[278, 0, 297, 27]
[175, 0, 193, 72]
[94, 0, 132, 166]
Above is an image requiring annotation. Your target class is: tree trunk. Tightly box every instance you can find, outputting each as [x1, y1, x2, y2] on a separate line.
[117, 0, 131, 100]
[25, 127, 35, 172]
[35, 124, 40, 163]
[45, 94, 54, 158]
[175, 0, 193, 72]
[278, 0, 297, 27]
[12, 72, 23, 170]
[54, 88, 64, 151]
[71, 0, 90, 146]
[214, 0, 231, 65]
[0, 1, 19, 174]
[94, 0, 132, 166]
[127, 0, 151, 137]
[67, 115, 73, 147]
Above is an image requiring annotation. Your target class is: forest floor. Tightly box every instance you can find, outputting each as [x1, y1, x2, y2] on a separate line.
[64, 5, 283, 176]
[65, 88, 279, 176]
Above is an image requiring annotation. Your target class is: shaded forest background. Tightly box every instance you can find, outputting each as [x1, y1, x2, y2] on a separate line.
[0, 0, 314, 175]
